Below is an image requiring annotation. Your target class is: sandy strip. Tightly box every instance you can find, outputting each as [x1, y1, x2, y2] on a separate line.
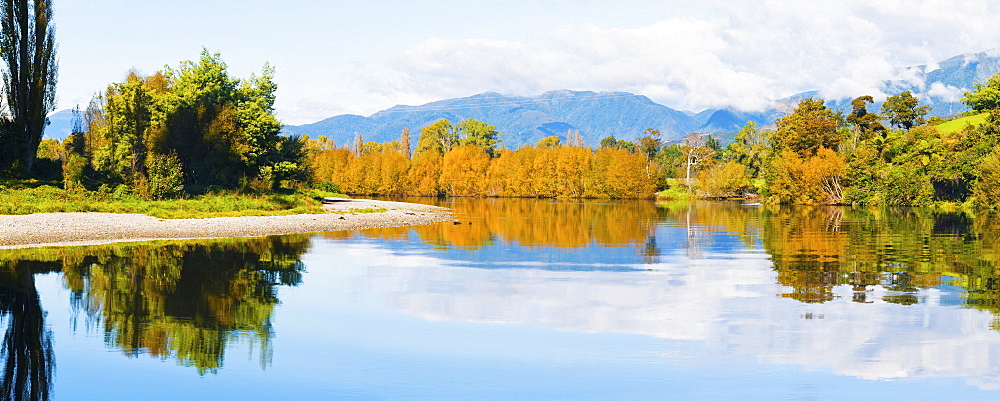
[0, 198, 453, 249]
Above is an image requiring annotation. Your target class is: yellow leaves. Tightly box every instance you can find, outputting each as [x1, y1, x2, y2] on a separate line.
[697, 161, 750, 198]
[310, 140, 659, 199]
[441, 145, 491, 196]
[408, 151, 444, 196]
[589, 148, 658, 198]
[974, 149, 1000, 208]
[768, 147, 846, 204]
[773, 97, 841, 156]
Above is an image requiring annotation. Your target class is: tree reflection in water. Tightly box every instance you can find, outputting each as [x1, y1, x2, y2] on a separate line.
[336, 199, 1000, 330]
[651, 202, 1000, 328]
[0, 234, 310, 381]
[0, 261, 58, 401]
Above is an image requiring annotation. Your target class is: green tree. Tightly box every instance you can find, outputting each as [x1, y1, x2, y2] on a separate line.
[636, 128, 662, 159]
[846, 95, 885, 139]
[160, 50, 283, 189]
[69, 50, 289, 195]
[88, 71, 154, 185]
[0, 0, 57, 176]
[455, 118, 500, 156]
[537, 135, 561, 148]
[724, 122, 769, 177]
[598, 135, 636, 152]
[881, 91, 930, 130]
[415, 119, 456, 155]
[974, 150, 1000, 208]
[962, 70, 1000, 113]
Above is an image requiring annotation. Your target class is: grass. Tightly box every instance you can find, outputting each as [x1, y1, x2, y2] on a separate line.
[657, 178, 695, 200]
[0, 183, 353, 219]
[935, 112, 989, 134]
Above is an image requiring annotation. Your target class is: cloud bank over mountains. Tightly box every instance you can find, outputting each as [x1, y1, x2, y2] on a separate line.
[330, 0, 1000, 121]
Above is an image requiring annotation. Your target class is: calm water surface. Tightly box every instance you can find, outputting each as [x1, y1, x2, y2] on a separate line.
[3, 199, 1000, 400]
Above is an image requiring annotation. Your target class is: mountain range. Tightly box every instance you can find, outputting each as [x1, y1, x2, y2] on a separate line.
[45, 51, 1000, 147]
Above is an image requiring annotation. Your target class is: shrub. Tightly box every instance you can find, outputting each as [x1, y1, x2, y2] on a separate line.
[974, 151, 1000, 208]
[146, 152, 185, 200]
[878, 165, 933, 206]
[697, 162, 750, 198]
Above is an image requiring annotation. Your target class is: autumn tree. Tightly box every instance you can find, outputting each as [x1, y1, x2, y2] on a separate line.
[768, 147, 846, 204]
[881, 91, 930, 130]
[407, 150, 443, 196]
[697, 161, 750, 198]
[772, 97, 841, 156]
[588, 147, 657, 198]
[440, 144, 491, 196]
[681, 133, 715, 187]
[565, 129, 584, 147]
[399, 128, 411, 157]
[0, 0, 57, 176]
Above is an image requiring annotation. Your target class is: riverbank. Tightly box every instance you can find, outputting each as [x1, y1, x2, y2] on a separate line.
[0, 198, 452, 249]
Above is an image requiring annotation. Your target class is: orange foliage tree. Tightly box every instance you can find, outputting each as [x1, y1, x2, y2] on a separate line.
[768, 147, 846, 204]
[308, 124, 660, 199]
[588, 148, 658, 198]
[440, 145, 491, 196]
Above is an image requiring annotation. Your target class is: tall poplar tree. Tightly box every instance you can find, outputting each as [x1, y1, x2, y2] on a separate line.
[0, 0, 57, 176]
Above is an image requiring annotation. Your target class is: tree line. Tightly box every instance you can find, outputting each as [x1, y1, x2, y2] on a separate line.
[302, 69, 1000, 205]
[309, 121, 659, 199]
[688, 72, 1000, 208]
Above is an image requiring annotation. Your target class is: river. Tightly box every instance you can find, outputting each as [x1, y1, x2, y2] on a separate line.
[2, 198, 999, 400]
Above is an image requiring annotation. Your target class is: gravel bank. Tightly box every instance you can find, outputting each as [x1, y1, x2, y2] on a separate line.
[0, 198, 452, 249]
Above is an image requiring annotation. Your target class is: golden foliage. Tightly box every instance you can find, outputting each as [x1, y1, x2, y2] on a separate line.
[588, 148, 658, 198]
[767, 147, 846, 204]
[697, 161, 750, 198]
[407, 150, 443, 196]
[310, 141, 658, 199]
[440, 145, 490, 196]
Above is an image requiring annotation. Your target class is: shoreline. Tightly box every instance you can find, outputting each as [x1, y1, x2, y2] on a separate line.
[0, 198, 453, 249]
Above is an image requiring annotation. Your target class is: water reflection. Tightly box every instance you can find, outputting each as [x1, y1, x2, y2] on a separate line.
[0, 261, 57, 401]
[0, 235, 309, 376]
[315, 200, 1000, 389]
[330, 199, 1000, 324]
[4, 199, 1000, 397]
[326, 198, 663, 253]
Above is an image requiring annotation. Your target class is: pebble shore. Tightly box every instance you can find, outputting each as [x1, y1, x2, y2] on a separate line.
[0, 198, 453, 249]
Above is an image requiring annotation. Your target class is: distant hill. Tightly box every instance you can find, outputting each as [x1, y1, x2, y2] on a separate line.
[43, 109, 76, 140]
[283, 52, 1000, 148]
[283, 90, 708, 148]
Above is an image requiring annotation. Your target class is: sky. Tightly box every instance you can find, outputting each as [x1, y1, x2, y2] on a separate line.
[55, 0, 1000, 125]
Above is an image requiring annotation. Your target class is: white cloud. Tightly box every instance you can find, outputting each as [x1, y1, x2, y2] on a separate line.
[927, 82, 966, 103]
[352, 0, 1000, 115]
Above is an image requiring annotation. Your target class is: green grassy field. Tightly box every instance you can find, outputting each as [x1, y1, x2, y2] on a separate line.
[935, 112, 989, 134]
[0, 183, 349, 219]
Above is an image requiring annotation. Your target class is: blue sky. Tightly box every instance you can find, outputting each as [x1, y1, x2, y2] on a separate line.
[56, 0, 1000, 124]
